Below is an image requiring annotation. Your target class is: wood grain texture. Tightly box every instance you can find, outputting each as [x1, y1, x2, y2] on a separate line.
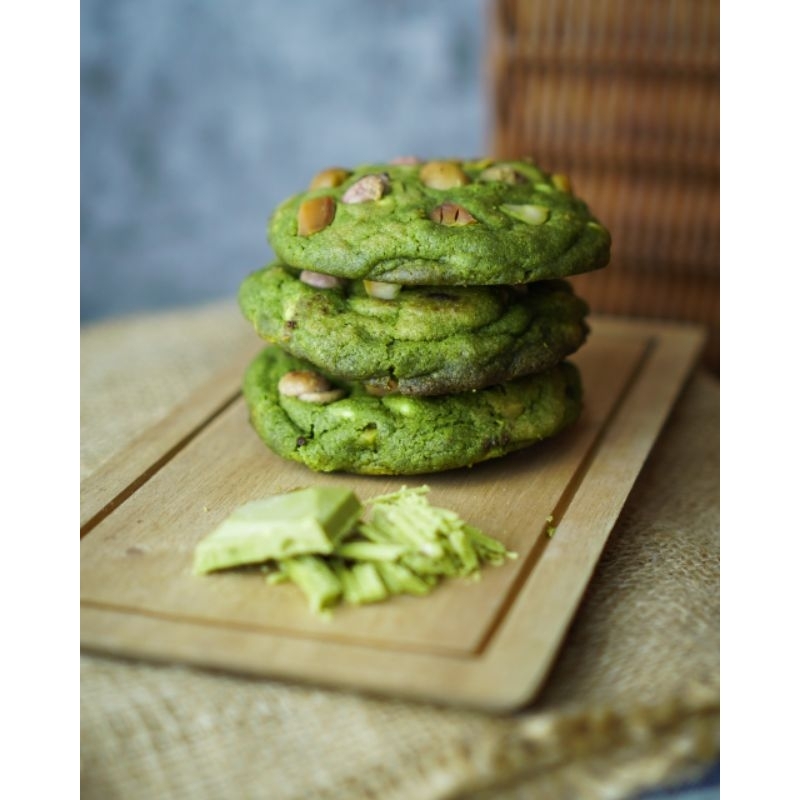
[80, 341, 262, 533]
[80, 317, 704, 711]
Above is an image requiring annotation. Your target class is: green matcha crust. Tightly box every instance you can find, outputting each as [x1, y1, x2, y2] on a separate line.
[243, 346, 583, 475]
[240, 264, 590, 396]
[268, 158, 610, 285]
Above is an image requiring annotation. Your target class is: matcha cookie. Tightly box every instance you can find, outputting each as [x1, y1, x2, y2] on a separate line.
[243, 346, 583, 475]
[240, 263, 589, 396]
[268, 158, 610, 285]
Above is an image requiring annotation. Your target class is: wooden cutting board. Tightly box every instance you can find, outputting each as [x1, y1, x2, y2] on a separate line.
[80, 316, 704, 712]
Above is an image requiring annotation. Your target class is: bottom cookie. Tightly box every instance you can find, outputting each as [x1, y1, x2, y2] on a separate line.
[243, 346, 583, 475]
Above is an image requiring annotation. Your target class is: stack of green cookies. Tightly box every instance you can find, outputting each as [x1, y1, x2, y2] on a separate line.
[239, 157, 610, 475]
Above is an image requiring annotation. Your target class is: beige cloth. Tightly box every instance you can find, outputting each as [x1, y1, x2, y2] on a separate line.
[81, 301, 720, 800]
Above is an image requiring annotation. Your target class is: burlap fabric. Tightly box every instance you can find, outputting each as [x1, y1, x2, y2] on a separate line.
[80, 301, 720, 799]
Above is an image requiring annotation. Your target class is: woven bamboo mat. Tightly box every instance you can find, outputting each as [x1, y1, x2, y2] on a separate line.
[488, 0, 720, 370]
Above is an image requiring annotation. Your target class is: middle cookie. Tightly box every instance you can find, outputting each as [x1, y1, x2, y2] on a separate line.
[239, 263, 589, 397]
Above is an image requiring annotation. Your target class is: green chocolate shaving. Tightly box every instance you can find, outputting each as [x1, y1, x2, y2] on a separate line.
[194, 485, 516, 615]
[334, 541, 410, 561]
[282, 556, 342, 612]
[334, 561, 388, 605]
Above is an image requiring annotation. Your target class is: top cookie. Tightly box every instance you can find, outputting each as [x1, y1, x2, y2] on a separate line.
[268, 158, 610, 286]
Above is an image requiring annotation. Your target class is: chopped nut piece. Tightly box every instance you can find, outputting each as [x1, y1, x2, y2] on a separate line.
[500, 203, 550, 225]
[419, 161, 470, 189]
[429, 202, 478, 226]
[298, 388, 346, 404]
[278, 370, 332, 397]
[551, 173, 572, 193]
[479, 165, 527, 185]
[297, 196, 336, 236]
[342, 173, 389, 204]
[299, 270, 344, 289]
[465, 157, 495, 170]
[309, 167, 350, 189]
[365, 377, 399, 396]
[363, 280, 402, 299]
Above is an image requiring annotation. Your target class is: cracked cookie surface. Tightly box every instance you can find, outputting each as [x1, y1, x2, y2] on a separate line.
[242, 345, 583, 475]
[240, 263, 590, 396]
[268, 158, 611, 285]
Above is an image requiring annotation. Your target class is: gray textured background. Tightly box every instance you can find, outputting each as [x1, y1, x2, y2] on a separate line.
[81, 0, 487, 322]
